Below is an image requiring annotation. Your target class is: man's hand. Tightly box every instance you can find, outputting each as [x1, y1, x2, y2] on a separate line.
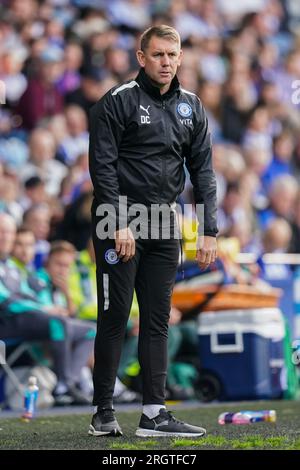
[43, 305, 69, 317]
[51, 275, 76, 316]
[52, 274, 69, 296]
[196, 235, 217, 271]
[114, 227, 135, 262]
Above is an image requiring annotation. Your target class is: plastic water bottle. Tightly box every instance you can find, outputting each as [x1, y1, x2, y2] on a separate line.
[21, 376, 39, 422]
[218, 410, 276, 425]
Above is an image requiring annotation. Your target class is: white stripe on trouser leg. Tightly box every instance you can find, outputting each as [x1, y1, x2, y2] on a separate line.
[103, 273, 109, 310]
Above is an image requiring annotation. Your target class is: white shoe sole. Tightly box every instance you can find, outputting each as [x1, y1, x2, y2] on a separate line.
[88, 424, 123, 436]
[135, 428, 206, 438]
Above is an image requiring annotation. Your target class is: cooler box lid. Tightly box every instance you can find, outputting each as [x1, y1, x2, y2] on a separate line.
[197, 308, 285, 340]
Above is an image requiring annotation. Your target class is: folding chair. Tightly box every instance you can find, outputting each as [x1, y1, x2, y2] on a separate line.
[0, 339, 41, 408]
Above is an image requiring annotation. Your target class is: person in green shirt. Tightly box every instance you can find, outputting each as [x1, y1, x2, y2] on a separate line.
[9, 225, 95, 405]
[69, 238, 97, 321]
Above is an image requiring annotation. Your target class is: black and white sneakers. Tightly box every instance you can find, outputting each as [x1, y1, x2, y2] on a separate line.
[135, 408, 206, 438]
[88, 408, 123, 437]
[89, 407, 206, 438]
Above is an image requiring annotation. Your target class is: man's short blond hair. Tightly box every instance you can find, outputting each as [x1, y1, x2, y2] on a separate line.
[140, 25, 181, 52]
[48, 240, 76, 258]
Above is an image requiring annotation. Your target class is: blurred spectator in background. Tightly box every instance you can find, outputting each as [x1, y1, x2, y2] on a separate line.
[65, 68, 112, 118]
[258, 174, 299, 229]
[104, 46, 132, 82]
[57, 42, 83, 96]
[261, 129, 294, 191]
[262, 217, 293, 255]
[0, 48, 28, 107]
[218, 182, 248, 236]
[243, 106, 273, 156]
[54, 191, 92, 250]
[290, 192, 300, 253]
[259, 218, 293, 290]
[20, 128, 67, 196]
[292, 138, 300, 184]
[198, 79, 222, 141]
[23, 203, 51, 269]
[36, 240, 78, 317]
[20, 176, 47, 212]
[0, 215, 94, 406]
[45, 113, 68, 150]
[221, 67, 256, 143]
[58, 105, 89, 166]
[17, 45, 64, 130]
[71, 237, 97, 321]
[0, 175, 23, 224]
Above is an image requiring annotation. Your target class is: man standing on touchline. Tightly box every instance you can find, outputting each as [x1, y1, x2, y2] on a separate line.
[89, 25, 218, 438]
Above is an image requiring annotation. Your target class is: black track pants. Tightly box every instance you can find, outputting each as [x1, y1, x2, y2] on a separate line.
[92, 234, 179, 408]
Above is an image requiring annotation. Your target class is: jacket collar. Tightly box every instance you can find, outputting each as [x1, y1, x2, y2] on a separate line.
[136, 67, 180, 100]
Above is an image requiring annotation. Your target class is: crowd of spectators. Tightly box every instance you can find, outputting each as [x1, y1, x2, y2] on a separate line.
[0, 0, 300, 257]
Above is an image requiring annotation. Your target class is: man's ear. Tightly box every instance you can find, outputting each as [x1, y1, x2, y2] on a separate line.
[177, 49, 183, 67]
[136, 50, 145, 67]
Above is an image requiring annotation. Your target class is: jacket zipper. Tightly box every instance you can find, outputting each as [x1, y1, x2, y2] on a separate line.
[159, 100, 167, 201]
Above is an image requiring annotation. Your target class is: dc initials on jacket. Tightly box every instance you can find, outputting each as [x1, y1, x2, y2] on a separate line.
[89, 68, 218, 237]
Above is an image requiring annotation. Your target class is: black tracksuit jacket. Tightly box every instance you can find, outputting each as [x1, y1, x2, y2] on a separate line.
[89, 68, 218, 237]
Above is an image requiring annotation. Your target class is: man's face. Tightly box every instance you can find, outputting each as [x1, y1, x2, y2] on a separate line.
[26, 184, 46, 205]
[13, 232, 35, 265]
[136, 36, 182, 91]
[25, 210, 50, 240]
[0, 219, 16, 258]
[47, 252, 74, 280]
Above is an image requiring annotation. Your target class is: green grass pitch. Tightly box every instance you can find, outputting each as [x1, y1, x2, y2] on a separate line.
[0, 400, 300, 450]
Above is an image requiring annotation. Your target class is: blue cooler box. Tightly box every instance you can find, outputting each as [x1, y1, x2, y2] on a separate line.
[198, 308, 287, 400]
